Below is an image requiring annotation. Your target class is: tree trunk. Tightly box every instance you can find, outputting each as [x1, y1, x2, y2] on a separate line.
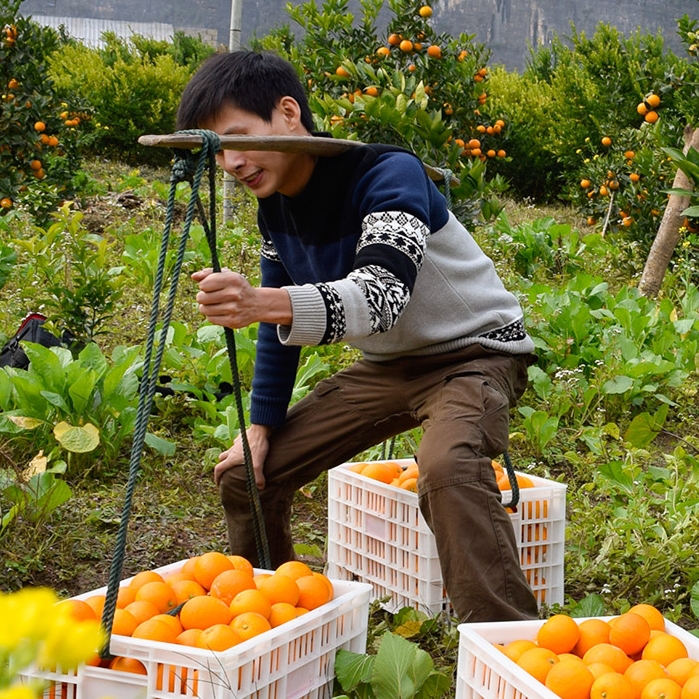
[638, 125, 699, 298]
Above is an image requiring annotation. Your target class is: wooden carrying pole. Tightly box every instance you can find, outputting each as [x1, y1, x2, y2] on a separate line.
[138, 133, 459, 185]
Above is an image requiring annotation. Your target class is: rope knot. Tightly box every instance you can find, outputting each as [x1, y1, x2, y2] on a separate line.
[171, 129, 222, 184]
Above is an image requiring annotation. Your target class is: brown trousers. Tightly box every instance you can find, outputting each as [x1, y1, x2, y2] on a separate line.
[218, 343, 539, 622]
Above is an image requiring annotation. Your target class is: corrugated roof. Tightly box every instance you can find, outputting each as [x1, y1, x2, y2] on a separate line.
[32, 15, 175, 48]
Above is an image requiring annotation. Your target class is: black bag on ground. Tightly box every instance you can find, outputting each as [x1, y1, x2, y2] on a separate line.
[0, 313, 64, 370]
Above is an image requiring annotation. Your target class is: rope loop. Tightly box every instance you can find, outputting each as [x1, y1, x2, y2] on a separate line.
[171, 129, 221, 184]
[435, 167, 454, 210]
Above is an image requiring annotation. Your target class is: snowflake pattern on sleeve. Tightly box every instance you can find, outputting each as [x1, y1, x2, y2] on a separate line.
[358, 211, 428, 267]
[260, 239, 281, 262]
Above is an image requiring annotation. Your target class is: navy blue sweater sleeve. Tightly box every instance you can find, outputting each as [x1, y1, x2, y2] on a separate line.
[249, 251, 301, 427]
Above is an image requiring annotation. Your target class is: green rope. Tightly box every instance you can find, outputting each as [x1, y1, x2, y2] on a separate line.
[99, 130, 269, 659]
[501, 450, 521, 509]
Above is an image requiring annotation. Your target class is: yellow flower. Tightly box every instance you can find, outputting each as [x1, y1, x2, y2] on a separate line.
[38, 613, 104, 671]
[0, 684, 38, 699]
[0, 589, 56, 650]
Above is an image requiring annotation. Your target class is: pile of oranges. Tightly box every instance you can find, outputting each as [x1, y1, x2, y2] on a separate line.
[496, 605, 699, 699]
[58, 553, 334, 674]
[351, 459, 536, 494]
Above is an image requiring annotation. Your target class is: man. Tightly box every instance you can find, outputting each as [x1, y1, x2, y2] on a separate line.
[178, 49, 538, 621]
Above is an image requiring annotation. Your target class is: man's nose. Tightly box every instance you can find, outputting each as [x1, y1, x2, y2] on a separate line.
[217, 149, 246, 173]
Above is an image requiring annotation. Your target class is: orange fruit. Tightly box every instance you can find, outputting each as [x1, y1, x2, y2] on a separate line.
[602, 136, 612, 146]
[169, 579, 206, 605]
[209, 569, 256, 606]
[388, 33, 401, 46]
[335, 65, 349, 77]
[84, 595, 106, 619]
[296, 574, 332, 611]
[399, 39, 413, 52]
[682, 676, 699, 699]
[399, 478, 418, 492]
[418, 5, 432, 17]
[313, 572, 334, 600]
[180, 557, 199, 579]
[230, 611, 272, 641]
[256, 574, 300, 606]
[517, 646, 560, 684]
[175, 628, 203, 647]
[398, 465, 419, 484]
[123, 600, 160, 625]
[377, 46, 391, 57]
[629, 605, 665, 632]
[196, 623, 241, 651]
[642, 635, 689, 667]
[151, 614, 183, 635]
[111, 608, 139, 637]
[590, 672, 636, 699]
[180, 595, 233, 630]
[427, 45, 441, 58]
[109, 656, 147, 674]
[275, 560, 314, 581]
[610, 613, 652, 656]
[641, 677, 682, 699]
[545, 658, 595, 699]
[135, 581, 177, 614]
[128, 570, 165, 591]
[667, 658, 699, 686]
[645, 111, 659, 124]
[646, 94, 661, 108]
[194, 552, 234, 590]
[132, 617, 179, 644]
[349, 462, 366, 473]
[537, 614, 581, 654]
[230, 589, 273, 620]
[360, 462, 398, 484]
[574, 618, 612, 657]
[34, 121, 46, 132]
[56, 598, 97, 622]
[116, 586, 137, 609]
[625, 659, 670, 697]
[227, 555, 255, 576]
[584, 644, 634, 674]
[587, 663, 619, 680]
[269, 602, 299, 628]
[500, 639, 538, 663]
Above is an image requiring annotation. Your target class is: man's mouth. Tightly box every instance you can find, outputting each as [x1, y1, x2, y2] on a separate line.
[241, 169, 262, 187]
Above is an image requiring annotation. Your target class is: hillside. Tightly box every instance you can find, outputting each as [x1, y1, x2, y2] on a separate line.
[18, 0, 699, 70]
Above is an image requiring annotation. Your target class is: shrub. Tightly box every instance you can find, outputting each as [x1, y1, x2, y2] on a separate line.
[47, 32, 209, 166]
[0, 0, 94, 222]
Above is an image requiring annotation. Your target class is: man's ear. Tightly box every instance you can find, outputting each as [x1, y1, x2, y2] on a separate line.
[277, 96, 303, 131]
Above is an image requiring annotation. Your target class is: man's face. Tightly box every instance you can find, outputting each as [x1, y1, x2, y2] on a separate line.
[202, 99, 314, 198]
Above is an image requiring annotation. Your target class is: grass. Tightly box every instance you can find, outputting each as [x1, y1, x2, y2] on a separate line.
[3, 156, 699, 696]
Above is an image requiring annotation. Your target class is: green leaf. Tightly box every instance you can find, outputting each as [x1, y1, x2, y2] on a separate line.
[334, 649, 375, 694]
[67, 368, 98, 414]
[598, 462, 634, 493]
[569, 593, 608, 617]
[624, 404, 669, 448]
[371, 632, 418, 699]
[690, 580, 699, 621]
[144, 432, 176, 456]
[601, 375, 634, 394]
[53, 421, 100, 453]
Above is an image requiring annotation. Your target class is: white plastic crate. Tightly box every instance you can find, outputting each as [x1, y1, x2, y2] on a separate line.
[455, 616, 699, 699]
[21, 560, 372, 699]
[327, 459, 566, 615]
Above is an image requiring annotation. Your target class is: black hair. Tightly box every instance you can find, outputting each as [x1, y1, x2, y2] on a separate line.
[176, 50, 314, 132]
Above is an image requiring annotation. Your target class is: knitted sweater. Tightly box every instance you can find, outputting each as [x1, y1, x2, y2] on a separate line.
[251, 143, 534, 426]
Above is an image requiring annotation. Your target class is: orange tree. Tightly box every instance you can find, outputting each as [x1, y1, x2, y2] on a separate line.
[0, 0, 94, 222]
[254, 0, 510, 224]
[565, 13, 699, 253]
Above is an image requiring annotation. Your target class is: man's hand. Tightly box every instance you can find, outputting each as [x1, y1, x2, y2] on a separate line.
[214, 423, 273, 488]
[192, 268, 293, 328]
